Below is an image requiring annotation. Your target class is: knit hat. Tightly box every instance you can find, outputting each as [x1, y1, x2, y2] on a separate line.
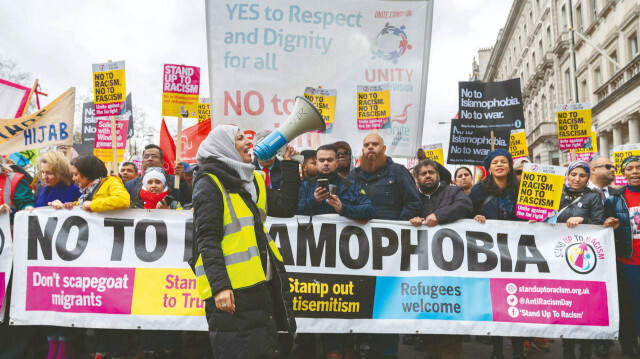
[483, 149, 513, 171]
[142, 167, 168, 193]
[622, 156, 640, 172]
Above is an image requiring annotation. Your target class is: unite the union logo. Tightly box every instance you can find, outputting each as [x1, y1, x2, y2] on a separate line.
[371, 23, 412, 64]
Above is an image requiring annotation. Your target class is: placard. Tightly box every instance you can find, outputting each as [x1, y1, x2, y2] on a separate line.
[422, 143, 444, 166]
[93, 115, 129, 163]
[197, 97, 211, 123]
[509, 129, 528, 161]
[613, 144, 640, 186]
[92, 61, 126, 117]
[556, 103, 592, 150]
[458, 79, 525, 130]
[357, 84, 391, 130]
[447, 119, 510, 165]
[162, 64, 200, 118]
[304, 87, 337, 134]
[516, 163, 565, 221]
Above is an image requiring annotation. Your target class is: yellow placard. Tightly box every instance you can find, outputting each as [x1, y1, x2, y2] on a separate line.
[131, 268, 205, 316]
[197, 101, 211, 123]
[304, 87, 337, 132]
[556, 109, 592, 139]
[162, 64, 200, 118]
[614, 146, 640, 176]
[356, 84, 391, 130]
[509, 130, 528, 159]
[93, 148, 125, 163]
[422, 144, 444, 166]
[576, 129, 597, 155]
[517, 165, 565, 211]
[93, 69, 125, 105]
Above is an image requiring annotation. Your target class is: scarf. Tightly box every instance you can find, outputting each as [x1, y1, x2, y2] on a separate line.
[564, 160, 590, 189]
[197, 125, 257, 201]
[139, 189, 169, 209]
[78, 177, 103, 205]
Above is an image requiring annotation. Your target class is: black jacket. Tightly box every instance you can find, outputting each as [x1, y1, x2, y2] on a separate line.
[192, 157, 299, 358]
[419, 182, 473, 223]
[604, 187, 636, 258]
[347, 156, 421, 220]
[297, 175, 375, 220]
[556, 187, 604, 225]
[252, 157, 282, 190]
[124, 172, 190, 208]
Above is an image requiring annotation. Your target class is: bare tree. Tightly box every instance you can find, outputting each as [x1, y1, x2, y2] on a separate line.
[125, 105, 154, 161]
[0, 56, 37, 114]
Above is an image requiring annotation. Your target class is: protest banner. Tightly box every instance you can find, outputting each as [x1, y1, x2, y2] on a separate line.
[197, 97, 211, 123]
[0, 78, 31, 118]
[206, 0, 434, 157]
[516, 163, 565, 221]
[162, 64, 200, 119]
[77, 94, 133, 156]
[93, 115, 129, 163]
[556, 103, 592, 151]
[458, 79, 525, 130]
[0, 213, 10, 322]
[613, 144, 640, 186]
[10, 210, 618, 339]
[571, 126, 597, 162]
[509, 129, 528, 161]
[422, 143, 444, 166]
[0, 87, 75, 154]
[356, 84, 391, 130]
[447, 119, 510, 165]
[92, 61, 126, 117]
[304, 87, 337, 134]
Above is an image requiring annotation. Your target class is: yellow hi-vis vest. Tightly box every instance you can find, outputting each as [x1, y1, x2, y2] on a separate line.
[195, 171, 284, 300]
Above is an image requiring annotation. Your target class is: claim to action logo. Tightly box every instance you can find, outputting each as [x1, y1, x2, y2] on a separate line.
[371, 23, 412, 64]
[566, 242, 597, 274]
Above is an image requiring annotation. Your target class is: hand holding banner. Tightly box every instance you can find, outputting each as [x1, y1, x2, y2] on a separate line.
[516, 163, 565, 221]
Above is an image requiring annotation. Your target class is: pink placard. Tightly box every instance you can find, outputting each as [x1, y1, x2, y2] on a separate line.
[26, 267, 135, 314]
[516, 205, 556, 221]
[490, 278, 608, 326]
[94, 118, 129, 150]
[558, 137, 589, 151]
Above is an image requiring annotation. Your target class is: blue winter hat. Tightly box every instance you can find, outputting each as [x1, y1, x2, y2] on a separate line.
[483, 149, 513, 171]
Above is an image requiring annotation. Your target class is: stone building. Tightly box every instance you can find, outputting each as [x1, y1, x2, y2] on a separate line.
[478, 0, 639, 163]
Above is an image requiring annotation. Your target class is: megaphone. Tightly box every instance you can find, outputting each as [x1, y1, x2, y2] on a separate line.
[253, 96, 325, 161]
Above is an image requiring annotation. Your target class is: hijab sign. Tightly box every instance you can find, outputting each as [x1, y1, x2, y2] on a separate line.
[422, 143, 444, 166]
[162, 64, 200, 118]
[92, 61, 126, 117]
[556, 102, 592, 150]
[516, 163, 565, 221]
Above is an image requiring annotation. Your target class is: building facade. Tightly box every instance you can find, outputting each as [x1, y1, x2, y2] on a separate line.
[479, 0, 639, 164]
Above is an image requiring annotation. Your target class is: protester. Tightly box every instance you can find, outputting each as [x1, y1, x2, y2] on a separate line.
[297, 144, 374, 221]
[604, 155, 640, 357]
[132, 167, 180, 209]
[410, 159, 472, 359]
[182, 161, 196, 187]
[453, 167, 474, 195]
[416, 148, 427, 161]
[334, 140, 353, 178]
[513, 157, 530, 183]
[300, 149, 317, 180]
[0, 155, 36, 359]
[35, 151, 81, 207]
[348, 133, 421, 359]
[119, 161, 139, 182]
[124, 144, 189, 207]
[469, 149, 525, 359]
[252, 130, 283, 189]
[551, 161, 604, 359]
[191, 125, 299, 359]
[589, 156, 616, 203]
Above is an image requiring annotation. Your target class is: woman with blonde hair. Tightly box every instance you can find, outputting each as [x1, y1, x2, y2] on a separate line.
[35, 151, 81, 208]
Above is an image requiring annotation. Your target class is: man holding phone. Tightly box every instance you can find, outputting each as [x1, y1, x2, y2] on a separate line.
[297, 144, 374, 221]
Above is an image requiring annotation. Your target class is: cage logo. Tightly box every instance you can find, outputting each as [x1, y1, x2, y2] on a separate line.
[371, 23, 412, 64]
[310, 89, 316, 94]
[99, 64, 105, 71]
[565, 242, 597, 274]
[531, 165, 538, 171]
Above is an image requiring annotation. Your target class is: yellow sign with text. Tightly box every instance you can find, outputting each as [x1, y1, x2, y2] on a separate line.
[197, 99, 211, 123]
[304, 87, 337, 132]
[509, 130, 528, 159]
[356, 84, 391, 130]
[422, 144, 445, 166]
[131, 268, 204, 316]
[613, 145, 640, 176]
[93, 69, 125, 105]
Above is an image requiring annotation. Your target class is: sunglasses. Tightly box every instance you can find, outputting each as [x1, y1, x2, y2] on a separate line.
[593, 164, 614, 170]
[515, 169, 523, 175]
[337, 150, 351, 157]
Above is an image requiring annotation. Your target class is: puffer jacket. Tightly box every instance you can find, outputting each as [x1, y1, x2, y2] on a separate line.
[87, 176, 130, 212]
[297, 174, 375, 220]
[604, 187, 634, 258]
[347, 156, 421, 220]
[419, 182, 473, 223]
[556, 187, 604, 225]
[192, 157, 300, 359]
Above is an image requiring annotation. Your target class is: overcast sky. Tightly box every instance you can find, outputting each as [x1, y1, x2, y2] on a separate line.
[0, 0, 512, 154]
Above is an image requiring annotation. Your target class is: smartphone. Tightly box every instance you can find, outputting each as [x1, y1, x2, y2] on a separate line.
[317, 179, 329, 192]
[163, 195, 175, 204]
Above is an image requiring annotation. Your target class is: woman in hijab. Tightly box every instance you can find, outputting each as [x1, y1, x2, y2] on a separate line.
[192, 125, 300, 359]
[554, 161, 603, 358]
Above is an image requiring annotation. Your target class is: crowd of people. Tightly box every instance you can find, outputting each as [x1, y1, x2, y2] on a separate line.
[0, 126, 638, 359]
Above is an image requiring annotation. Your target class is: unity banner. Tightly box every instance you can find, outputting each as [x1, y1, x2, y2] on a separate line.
[0, 79, 31, 118]
[0, 87, 75, 154]
[205, 0, 434, 157]
[10, 210, 618, 339]
[0, 213, 11, 321]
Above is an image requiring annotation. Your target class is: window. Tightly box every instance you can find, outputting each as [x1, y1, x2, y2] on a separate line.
[610, 51, 618, 74]
[561, 5, 567, 29]
[536, 0, 541, 13]
[524, 24, 527, 37]
[529, 11, 534, 26]
[538, 40, 544, 62]
[576, 5, 583, 32]
[532, 52, 536, 66]
[591, 0, 597, 21]
[594, 67, 602, 87]
[581, 80, 588, 101]
[565, 70, 572, 101]
[547, 26, 552, 49]
[519, 35, 522, 47]
[630, 33, 639, 59]
[526, 62, 530, 79]
[551, 152, 560, 166]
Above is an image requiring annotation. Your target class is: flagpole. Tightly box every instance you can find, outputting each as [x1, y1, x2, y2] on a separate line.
[175, 112, 185, 189]
[21, 79, 39, 116]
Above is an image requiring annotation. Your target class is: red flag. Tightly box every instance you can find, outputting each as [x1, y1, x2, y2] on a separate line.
[159, 118, 176, 175]
[178, 119, 211, 164]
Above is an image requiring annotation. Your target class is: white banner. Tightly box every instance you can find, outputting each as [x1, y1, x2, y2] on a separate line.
[0, 79, 30, 119]
[10, 210, 618, 339]
[0, 213, 11, 322]
[205, 0, 434, 157]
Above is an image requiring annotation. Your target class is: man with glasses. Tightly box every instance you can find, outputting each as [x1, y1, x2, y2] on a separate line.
[334, 141, 353, 178]
[124, 144, 190, 207]
[589, 156, 616, 202]
[513, 158, 530, 183]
